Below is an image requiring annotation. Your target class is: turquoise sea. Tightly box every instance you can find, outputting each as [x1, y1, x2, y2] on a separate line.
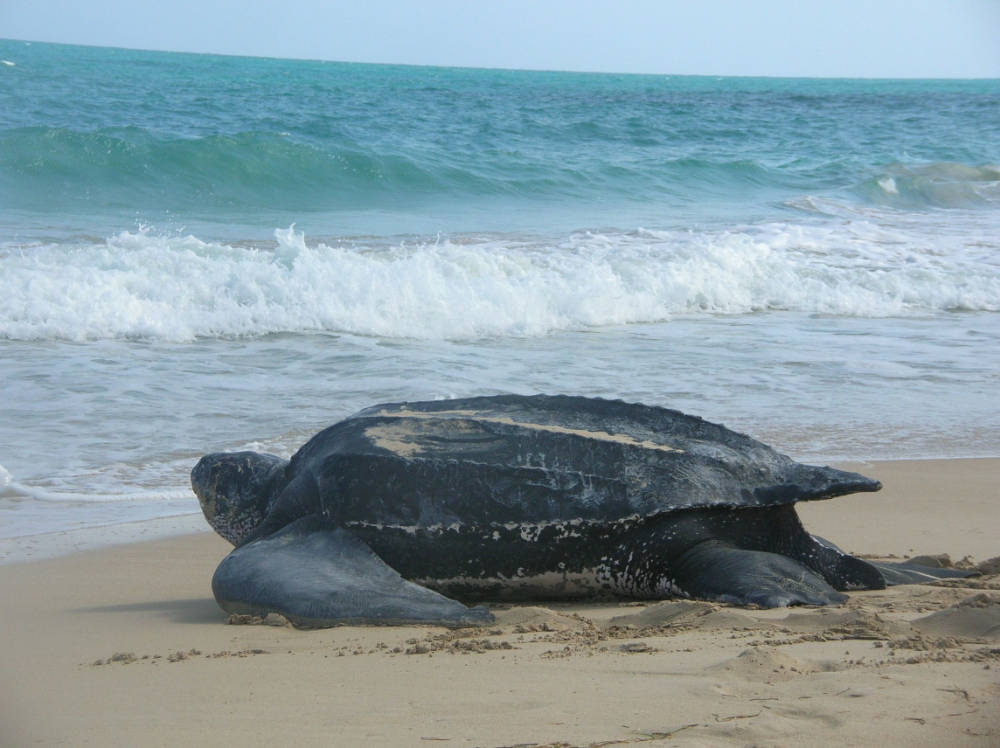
[1, 40, 999, 555]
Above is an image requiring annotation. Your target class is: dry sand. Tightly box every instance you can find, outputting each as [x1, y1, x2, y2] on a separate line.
[1, 458, 997, 747]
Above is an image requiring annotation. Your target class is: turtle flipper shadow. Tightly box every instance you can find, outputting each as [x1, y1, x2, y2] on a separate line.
[212, 515, 493, 627]
[671, 540, 849, 607]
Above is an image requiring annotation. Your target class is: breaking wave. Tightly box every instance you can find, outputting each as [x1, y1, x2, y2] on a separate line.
[857, 163, 1000, 209]
[2, 223, 997, 342]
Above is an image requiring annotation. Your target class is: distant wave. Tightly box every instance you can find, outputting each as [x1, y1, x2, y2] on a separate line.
[0, 127, 448, 210]
[2, 224, 997, 342]
[5, 125, 998, 215]
[0, 126, 820, 211]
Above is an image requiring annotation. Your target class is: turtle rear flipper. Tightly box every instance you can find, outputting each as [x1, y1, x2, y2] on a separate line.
[211, 515, 493, 627]
[671, 540, 849, 607]
[809, 536, 981, 586]
[867, 560, 980, 586]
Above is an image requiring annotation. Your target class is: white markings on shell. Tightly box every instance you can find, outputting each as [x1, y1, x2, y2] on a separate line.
[364, 406, 685, 458]
[346, 516, 604, 542]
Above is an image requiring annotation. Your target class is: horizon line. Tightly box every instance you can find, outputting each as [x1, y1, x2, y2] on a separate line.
[3, 37, 999, 82]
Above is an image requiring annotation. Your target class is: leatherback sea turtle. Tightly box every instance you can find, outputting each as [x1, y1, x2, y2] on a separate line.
[192, 395, 971, 627]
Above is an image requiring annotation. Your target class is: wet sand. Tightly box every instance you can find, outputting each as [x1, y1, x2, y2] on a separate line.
[1, 458, 997, 746]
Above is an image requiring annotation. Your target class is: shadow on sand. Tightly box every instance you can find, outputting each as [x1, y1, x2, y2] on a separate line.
[75, 597, 223, 624]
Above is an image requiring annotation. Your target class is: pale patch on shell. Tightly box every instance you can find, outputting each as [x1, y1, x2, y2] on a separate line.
[367, 406, 685, 455]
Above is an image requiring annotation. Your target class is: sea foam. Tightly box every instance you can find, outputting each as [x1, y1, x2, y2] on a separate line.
[2, 222, 997, 342]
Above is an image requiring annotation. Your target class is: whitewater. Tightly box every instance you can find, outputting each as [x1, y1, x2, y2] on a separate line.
[4, 217, 1000, 341]
[1, 39, 999, 557]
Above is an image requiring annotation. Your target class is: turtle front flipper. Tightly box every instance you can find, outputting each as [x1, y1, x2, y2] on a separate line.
[211, 515, 493, 627]
[670, 540, 849, 607]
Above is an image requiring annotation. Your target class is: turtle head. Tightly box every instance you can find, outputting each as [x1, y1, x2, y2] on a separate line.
[191, 452, 289, 546]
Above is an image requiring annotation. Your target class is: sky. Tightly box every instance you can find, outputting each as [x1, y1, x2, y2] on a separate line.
[2, 0, 999, 78]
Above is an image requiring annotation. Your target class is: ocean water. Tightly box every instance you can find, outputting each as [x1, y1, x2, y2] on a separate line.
[2, 40, 999, 554]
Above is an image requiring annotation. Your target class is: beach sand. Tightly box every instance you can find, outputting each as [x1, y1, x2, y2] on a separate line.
[1, 459, 997, 747]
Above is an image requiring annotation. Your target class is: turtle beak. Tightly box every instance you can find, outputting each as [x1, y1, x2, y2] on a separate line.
[191, 452, 288, 546]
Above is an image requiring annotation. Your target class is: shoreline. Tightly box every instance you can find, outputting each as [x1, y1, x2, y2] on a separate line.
[1, 457, 997, 746]
[0, 512, 207, 566]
